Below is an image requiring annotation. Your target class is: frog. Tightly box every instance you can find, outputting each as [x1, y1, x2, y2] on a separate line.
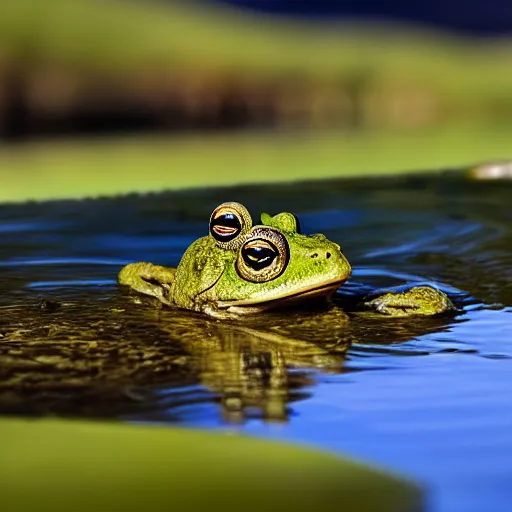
[118, 202, 455, 320]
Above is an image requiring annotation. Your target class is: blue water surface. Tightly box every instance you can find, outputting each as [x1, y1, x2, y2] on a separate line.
[0, 173, 511, 512]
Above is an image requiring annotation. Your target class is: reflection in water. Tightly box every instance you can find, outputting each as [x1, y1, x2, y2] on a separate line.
[0, 293, 350, 421]
[168, 306, 352, 422]
[0, 289, 457, 422]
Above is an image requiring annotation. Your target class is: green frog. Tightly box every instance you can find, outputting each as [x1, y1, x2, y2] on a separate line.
[118, 202, 454, 319]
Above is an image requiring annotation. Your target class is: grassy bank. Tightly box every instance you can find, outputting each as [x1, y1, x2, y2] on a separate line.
[0, 127, 510, 202]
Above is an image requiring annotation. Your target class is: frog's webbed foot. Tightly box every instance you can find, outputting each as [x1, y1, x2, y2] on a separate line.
[361, 285, 455, 317]
[118, 262, 176, 306]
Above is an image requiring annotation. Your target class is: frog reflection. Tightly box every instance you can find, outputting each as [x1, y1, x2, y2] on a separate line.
[156, 305, 453, 423]
[159, 306, 352, 422]
[0, 293, 454, 422]
[119, 202, 454, 319]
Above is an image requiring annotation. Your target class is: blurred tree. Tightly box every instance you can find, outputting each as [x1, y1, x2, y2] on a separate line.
[1, 61, 30, 142]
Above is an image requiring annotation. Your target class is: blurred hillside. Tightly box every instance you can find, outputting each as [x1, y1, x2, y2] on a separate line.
[1, 0, 512, 142]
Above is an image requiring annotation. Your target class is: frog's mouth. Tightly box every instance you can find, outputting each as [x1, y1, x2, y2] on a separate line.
[215, 278, 346, 314]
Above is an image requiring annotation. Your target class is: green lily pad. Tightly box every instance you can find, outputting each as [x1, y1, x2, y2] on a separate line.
[1, 418, 421, 512]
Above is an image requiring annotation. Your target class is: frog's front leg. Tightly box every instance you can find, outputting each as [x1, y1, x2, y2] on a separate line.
[360, 285, 455, 317]
[118, 262, 176, 305]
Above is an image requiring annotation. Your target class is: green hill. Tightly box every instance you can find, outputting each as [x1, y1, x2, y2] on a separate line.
[0, 0, 511, 103]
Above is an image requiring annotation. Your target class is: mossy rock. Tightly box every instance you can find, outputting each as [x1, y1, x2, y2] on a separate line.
[1, 418, 421, 512]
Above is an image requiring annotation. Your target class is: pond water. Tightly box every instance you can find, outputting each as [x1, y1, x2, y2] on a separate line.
[0, 172, 511, 512]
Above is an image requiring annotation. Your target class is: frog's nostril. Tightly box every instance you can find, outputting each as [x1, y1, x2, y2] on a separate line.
[311, 253, 318, 258]
[326, 252, 331, 259]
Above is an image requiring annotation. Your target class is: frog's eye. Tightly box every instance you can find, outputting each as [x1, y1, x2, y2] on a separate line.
[236, 227, 289, 283]
[209, 202, 252, 249]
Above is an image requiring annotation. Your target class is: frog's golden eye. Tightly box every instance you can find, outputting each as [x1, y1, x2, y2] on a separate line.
[236, 227, 289, 283]
[209, 202, 252, 249]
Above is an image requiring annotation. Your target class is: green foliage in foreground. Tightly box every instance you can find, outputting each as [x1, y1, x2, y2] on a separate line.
[1, 418, 421, 512]
[0, 128, 510, 202]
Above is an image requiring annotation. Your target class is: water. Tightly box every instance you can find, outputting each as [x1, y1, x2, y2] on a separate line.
[0, 172, 511, 512]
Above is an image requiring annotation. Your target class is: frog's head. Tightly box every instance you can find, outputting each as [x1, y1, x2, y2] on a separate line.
[203, 202, 352, 315]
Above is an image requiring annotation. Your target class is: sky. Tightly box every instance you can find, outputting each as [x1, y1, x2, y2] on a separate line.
[212, 0, 512, 36]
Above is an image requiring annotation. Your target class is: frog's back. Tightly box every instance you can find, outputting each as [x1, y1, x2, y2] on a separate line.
[171, 236, 229, 311]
